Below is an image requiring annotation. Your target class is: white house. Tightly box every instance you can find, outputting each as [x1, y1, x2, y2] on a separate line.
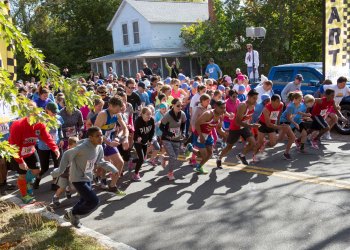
[88, 0, 209, 78]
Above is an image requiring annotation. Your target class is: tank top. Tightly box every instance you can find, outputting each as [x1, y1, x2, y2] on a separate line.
[259, 102, 283, 125]
[100, 109, 118, 138]
[194, 111, 221, 136]
[229, 104, 255, 130]
[171, 89, 181, 99]
[311, 97, 333, 118]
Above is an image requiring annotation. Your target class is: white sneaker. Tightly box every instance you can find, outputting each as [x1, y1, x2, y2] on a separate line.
[322, 131, 332, 140]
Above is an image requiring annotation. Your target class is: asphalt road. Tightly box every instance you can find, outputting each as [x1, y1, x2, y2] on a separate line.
[5, 133, 350, 250]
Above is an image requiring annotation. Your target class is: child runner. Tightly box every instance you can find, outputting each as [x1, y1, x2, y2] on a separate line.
[52, 137, 79, 207]
[160, 98, 187, 180]
[52, 127, 118, 228]
[131, 107, 155, 181]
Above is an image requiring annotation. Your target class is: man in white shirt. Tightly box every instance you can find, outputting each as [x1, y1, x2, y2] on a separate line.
[245, 44, 259, 83]
[323, 76, 350, 105]
[255, 80, 274, 103]
[190, 85, 207, 115]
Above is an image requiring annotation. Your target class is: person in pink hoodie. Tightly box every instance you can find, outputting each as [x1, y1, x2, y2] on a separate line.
[223, 89, 240, 130]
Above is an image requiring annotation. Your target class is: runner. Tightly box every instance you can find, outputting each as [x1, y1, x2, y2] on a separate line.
[309, 88, 347, 149]
[217, 89, 260, 167]
[131, 107, 155, 181]
[160, 98, 187, 180]
[51, 127, 118, 228]
[7, 102, 60, 203]
[193, 100, 227, 173]
[94, 96, 129, 195]
[254, 94, 295, 160]
[59, 106, 84, 151]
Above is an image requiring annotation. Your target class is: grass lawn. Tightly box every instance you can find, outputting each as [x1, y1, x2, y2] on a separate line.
[0, 201, 108, 250]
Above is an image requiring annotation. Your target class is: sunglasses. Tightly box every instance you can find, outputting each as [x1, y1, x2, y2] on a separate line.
[98, 91, 106, 94]
[175, 104, 182, 108]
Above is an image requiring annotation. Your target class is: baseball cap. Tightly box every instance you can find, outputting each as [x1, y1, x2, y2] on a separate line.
[45, 102, 59, 114]
[192, 81, 199, 88]
[143, 79, 151, 88]
[237, 74, 245, 81]
[181, 83, 189, 90]
[164, 77, 172, 84]
[224, 76, 232, 84]
[261, 94, 271, 102]
[138, 81, 146, 89]
[238, 85, 246, 92]
[218, 85, 225, 92]
[178, 73, 186, 81]
[295, 74, 304, 81]
[97, 79, 104, 85]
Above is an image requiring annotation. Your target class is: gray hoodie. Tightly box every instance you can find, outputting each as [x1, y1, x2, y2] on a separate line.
[51, 139, 117, 182]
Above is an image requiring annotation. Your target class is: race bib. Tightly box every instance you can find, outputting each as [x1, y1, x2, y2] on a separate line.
[21, 146, 34, 156]
[197, 133, 209, 143]
[170, 127, 181, 137]
[85, 158, 97, 173]
[270, 111, 279, 121]
[65, 126, 76, 137]
[320, 109, 328, 117]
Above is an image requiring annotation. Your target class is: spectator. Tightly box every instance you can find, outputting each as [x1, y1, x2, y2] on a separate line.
[152, 63, 162, 77]
[142, 63, 152, 76]
[136, 81, 150, 106]
[281, 74, 303, 103]
[255, 80, 274, 103]
[245, 44, 259, 83]
[108, 67, 117, 79]
[165, 58, 180, 78]
[62, 67, 71, 78]
[205, 58, 222, 80]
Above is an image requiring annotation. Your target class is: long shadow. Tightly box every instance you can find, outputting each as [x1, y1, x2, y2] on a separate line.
[306, 226, 350, 250]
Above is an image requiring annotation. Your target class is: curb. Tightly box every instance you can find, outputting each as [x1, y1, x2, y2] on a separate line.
[1, 194, 135, 250]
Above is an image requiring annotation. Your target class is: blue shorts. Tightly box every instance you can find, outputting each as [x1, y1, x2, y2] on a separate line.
[103, 143, 119, 156]
[223, 121, 230, 131]
[193, 134, 214, 149]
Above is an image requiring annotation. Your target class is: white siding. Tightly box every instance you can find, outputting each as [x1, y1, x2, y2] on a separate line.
[111, 3, 152, 53]
[150, 23, 185, 49]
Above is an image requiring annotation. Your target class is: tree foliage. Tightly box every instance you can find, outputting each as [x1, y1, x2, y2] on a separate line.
[12, 0, 121, 77]
[181, 0, 323, 75]
[0, 2, 96, 160]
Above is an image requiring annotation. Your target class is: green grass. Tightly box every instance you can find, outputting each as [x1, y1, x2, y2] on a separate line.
[0, 201, 108, 250]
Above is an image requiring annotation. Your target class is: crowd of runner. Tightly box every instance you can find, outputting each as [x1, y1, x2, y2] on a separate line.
[0, 60, 349, 228]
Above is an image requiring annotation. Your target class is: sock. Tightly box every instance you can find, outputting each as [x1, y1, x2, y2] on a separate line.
[17, 179, 27, 197]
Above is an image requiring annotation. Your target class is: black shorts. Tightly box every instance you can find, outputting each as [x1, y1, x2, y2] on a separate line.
[293, 121, 312, 133]
[258, 122, 277, 134]
[227, 128, 252, 145]
[311, 116, 329, 130]
[6, 151, 41, 175]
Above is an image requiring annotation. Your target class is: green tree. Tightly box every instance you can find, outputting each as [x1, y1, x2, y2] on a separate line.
[0, 1, 95, 160]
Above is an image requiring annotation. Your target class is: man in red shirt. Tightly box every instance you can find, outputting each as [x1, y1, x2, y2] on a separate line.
[7, 112, 60, 204]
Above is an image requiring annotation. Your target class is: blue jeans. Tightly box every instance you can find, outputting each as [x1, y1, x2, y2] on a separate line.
[72, 181, 99, 216]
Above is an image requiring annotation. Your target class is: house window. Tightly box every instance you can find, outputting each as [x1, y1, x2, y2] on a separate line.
[133, 21, 140, 44]
[122, 23, 129, 45]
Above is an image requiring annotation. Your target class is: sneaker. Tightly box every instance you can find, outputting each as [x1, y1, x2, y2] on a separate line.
[132, 173, 142, 182]
[65, 190, 72, 199]
[311, 139, 319, 150]
[108, 186, 126, 196]
[167, 171, 175, 181]
[52, 196, 61, 207]
[184, 143, 193, 157]
[33, 178, 40, 189]
[216, 159, 223, 169]
[237, 154, 249, 165]
[21, 194, 35, 204]
[194, 164, 208, 174]
[100, 179, 108, 190]
[295, 139, 301, 149]
[322, 131, 332, 140]
[63, 210, 82, 228]
[283, 153, 292, 161]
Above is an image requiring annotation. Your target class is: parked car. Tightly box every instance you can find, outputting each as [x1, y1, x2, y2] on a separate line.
[253, 62, 350, 135]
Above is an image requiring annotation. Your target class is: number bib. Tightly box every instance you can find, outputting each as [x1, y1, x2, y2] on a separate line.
[85, 157, 97, 173]
[170, 127, 181, 137]
[320, 109, 328, 117]
[65, 126, 77, 138]
[270, 111, 280, 124]
[21, 146, 34, 156]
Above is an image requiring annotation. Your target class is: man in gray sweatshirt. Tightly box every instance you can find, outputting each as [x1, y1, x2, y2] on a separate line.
[51, 126, 118, 228]
[281, 74, 303, 103]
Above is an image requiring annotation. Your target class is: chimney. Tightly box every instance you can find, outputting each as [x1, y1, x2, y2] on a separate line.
[208, 0, 216, 22]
